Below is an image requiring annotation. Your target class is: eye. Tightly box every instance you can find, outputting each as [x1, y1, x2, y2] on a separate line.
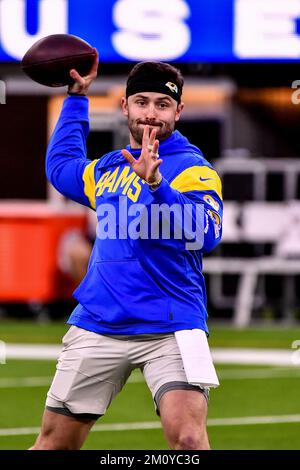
[159, 102, 168, 109]
[136, 100, 145, 106]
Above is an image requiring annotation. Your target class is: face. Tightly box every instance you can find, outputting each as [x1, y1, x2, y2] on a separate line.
[121, 92, 184, 147]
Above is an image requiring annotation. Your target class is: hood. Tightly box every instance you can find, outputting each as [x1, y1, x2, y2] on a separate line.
[126, 130, 203, 157]
[97, 131, 203, 172]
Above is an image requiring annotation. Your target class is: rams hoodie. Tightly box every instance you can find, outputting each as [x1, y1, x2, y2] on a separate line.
[46, 96, 223, 335]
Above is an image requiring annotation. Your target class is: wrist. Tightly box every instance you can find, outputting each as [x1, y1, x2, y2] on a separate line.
[67, 90, 87, 96]
[145, 174, 163, 190]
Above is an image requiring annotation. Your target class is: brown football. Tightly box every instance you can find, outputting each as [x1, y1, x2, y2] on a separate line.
[21, 34, 96, 87]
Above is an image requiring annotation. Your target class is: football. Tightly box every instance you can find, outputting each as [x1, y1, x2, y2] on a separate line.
[21, 34, 97, 87]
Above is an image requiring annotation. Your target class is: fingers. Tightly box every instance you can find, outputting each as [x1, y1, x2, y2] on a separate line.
[142, 125, 150, 149]
[149, 128, 157, 146]
[144, 126, 159, 158]
[121, 149, 136, 166]
[90, 48, 99, 77]
[152, 139, 159, 156]
[69, 48, 98, 84]
[68, 49, 99, 95]
[69, 69, 87, 94]
[152, 159, 163, 172]
[147, 138, 159, 163]
[69, 69, 85, 85]
[145, 127, 157, 151]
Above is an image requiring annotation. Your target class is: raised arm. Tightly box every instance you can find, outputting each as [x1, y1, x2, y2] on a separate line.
[46, 51, 100, 209]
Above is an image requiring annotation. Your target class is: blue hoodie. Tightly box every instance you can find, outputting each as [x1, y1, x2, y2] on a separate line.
[46, 96, 223, 335]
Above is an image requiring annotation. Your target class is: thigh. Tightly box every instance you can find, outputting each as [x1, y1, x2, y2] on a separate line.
[141, 334, 209, 412]
[31, 409, 95, 450]
[159, 389, 209, 450]
[46, 326, 132, 418]
[141, 334, 210, 449]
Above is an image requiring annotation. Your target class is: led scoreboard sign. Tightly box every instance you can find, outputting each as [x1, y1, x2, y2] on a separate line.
[0, 0, 300, 62]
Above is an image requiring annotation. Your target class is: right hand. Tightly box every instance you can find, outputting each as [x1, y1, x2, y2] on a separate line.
[121, 125, 163, 185]
[68, 48, 99, 96]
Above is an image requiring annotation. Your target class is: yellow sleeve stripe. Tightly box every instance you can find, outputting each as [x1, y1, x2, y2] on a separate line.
[82, 159, 98, 209]
[170, 165, 223, 200]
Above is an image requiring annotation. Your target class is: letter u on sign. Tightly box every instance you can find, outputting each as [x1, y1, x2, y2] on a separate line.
[0, 0, 68, 60]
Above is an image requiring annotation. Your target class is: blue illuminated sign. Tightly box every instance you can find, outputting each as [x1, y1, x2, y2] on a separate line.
[0, 0, 299, 63]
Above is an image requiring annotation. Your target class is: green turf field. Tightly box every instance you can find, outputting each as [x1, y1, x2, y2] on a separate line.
[0, 321, 300, 450]
[0, 361, 300, 450]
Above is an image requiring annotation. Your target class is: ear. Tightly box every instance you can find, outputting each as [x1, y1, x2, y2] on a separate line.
[175, 102, 184, 122]
[121, 97, 128, 117]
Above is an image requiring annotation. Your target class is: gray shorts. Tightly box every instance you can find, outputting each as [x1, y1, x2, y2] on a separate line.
[46, 326, 209, 420]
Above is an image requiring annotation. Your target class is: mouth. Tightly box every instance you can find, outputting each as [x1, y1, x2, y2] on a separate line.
[138, 122, 162, 128]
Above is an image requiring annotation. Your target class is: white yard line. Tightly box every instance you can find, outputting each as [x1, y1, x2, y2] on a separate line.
[216, 367, 300, 379]
[4, 344, 61, 360]
[208, 415, 300, 426]
[3, 345, 298, 366]
[1, 414, 300, 437]
[0, 377, 53, 388]
[212, 348, 296, 366]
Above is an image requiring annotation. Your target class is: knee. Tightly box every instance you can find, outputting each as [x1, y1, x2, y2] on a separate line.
[174, 431, 210, 451]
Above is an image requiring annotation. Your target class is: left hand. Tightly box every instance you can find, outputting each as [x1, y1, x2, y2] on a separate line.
[121, 125, 163, 185]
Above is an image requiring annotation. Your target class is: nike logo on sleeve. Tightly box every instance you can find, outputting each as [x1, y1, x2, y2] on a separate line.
[170, 165, 222, 200]
[199, 177, 213, 182]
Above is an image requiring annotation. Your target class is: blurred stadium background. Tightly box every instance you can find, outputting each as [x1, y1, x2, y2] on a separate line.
[1, 0, 300, 450]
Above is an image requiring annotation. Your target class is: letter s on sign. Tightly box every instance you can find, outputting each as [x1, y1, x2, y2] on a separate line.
[112, 0, 191, 61]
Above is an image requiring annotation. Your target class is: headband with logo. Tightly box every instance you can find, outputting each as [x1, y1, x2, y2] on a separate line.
[126, 77, 182, 103]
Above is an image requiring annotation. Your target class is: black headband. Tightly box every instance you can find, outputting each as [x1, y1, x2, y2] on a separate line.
[126, 79, 182, 103]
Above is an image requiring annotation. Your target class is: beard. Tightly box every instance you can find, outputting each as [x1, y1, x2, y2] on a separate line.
[128, 117, 175, 146]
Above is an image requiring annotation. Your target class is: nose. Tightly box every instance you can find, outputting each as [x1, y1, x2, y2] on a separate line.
[145, 103, 157, 120]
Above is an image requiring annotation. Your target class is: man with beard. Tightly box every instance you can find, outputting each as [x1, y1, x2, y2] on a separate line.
[31, 52, 223, 450]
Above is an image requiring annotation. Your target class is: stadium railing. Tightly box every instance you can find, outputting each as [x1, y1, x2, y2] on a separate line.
[203, 201, 300, 327]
